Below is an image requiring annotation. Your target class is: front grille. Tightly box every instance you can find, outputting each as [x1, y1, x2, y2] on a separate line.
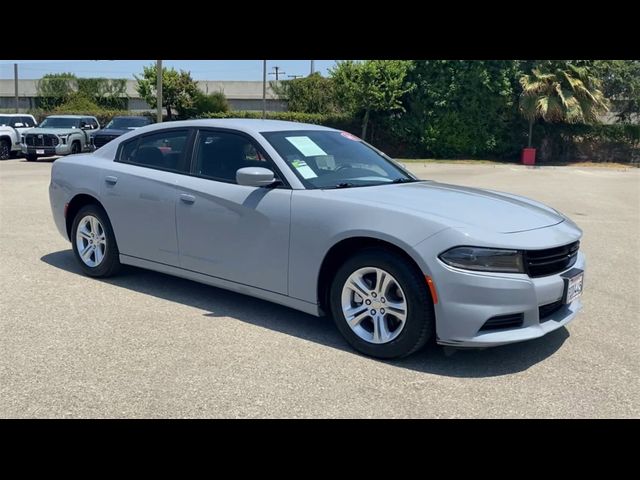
[480, 312, 524, 331]
[525, 241, 579, 277]
[25, 134, 59, 147]
[538, 300, 564, 322]
[93, 135, 118, 148]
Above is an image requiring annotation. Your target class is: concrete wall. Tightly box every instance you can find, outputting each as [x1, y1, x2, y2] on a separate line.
[0, 79, 285, 112]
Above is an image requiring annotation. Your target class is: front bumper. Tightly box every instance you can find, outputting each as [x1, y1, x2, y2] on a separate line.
[22, 143, 72, 156]
[429, 251, 585, 347]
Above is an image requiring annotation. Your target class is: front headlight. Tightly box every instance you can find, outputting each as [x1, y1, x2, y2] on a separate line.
[439, 246, 524, 273]
[58, 134, 69, 143]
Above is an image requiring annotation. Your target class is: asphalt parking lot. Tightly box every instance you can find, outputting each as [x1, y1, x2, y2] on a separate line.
[1, 157, 638, 418]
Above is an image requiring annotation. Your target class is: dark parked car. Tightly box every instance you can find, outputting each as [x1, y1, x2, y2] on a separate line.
[91, 116, 153, 149]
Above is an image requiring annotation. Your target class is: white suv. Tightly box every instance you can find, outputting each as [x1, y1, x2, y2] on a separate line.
[0, 114, 38, 160]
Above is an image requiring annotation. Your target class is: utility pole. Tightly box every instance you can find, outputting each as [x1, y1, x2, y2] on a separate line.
[310, 60, 315, 76]
[14, 64, 19, 113]
[156, 60, 163, 123]
[269, 66, 286, 81]
[262, 60, 267, 119]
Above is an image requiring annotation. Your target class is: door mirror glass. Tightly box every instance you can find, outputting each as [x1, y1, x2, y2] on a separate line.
[236, 167, 276, 187]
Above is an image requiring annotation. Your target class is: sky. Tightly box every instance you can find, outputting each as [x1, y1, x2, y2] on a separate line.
[0, 60, 338, 80]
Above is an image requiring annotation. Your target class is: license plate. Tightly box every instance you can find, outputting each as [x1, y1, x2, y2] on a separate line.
[36, 149, 44, 154]
[564, 271, 584, 304]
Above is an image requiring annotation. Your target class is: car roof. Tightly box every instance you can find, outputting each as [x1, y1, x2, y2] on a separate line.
[46, 115, 92, 119]
[131, 118, 337, 136]
[0, 113, 34, 117]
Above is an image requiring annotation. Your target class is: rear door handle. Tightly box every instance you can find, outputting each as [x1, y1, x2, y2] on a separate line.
[180, 194, 196, 204]
[105, 176, 118, 185]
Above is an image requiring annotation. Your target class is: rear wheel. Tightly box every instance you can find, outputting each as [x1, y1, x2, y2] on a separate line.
[71, 204, 121, 277]
[0, 139, 10, 160]
[329, 248, 435, 359]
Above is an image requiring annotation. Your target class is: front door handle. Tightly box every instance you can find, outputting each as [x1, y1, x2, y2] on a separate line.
[104, 176, 118, 185]
[180, 194, 196, 204]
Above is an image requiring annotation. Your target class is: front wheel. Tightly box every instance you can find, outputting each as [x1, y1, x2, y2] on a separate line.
[71, 142, 81, 155]
[71, 204, 121, 277]
[0, 139, 10, 160]
[329, 248, 435, 359]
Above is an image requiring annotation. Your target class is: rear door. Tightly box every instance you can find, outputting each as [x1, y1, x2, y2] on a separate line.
[100, 128, 195, 266]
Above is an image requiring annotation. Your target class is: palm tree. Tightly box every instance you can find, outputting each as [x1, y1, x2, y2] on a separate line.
[519, 63, 609, 147]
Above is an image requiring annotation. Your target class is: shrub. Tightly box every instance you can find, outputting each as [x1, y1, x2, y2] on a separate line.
[194, 91, 229, 115]
[536, 123, 640, 164]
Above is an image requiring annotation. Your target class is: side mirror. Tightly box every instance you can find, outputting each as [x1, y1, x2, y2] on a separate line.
[236, 167, 277, 187]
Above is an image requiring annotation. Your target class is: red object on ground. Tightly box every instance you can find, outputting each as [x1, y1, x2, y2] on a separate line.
[521, 147, 536, 165]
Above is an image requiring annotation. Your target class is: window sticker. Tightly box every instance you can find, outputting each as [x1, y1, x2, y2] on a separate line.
[340, 131, 359, 141]
[291, 159, 318, 179]
[285, 136, 328, 157]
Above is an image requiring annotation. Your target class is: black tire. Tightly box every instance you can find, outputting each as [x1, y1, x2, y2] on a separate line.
[71, 204, 121, 278]
[0, 139, 10, 160]
[26, 154, 37, 162]
[71, 141, 81, 155]
[329, 248, 435, 359]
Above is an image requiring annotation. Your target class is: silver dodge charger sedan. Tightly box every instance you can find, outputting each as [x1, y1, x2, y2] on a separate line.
[49, 119, 585, 359]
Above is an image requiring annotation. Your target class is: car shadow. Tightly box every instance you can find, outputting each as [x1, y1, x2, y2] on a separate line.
[41, 249, 570, 378]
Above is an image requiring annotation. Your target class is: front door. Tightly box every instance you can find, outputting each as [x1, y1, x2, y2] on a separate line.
[176, 129, 291, 295]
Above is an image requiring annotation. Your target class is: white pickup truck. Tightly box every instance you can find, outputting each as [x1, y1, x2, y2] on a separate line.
[0, 114, 38, 160]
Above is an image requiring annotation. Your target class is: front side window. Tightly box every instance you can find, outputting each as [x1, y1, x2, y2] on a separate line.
[120, 130, 191, 173]
[194, 130, 272, 183]
[261, 130, 415, 189]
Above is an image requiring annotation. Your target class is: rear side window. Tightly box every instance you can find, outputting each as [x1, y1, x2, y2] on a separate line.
[119, 130, 191, 173]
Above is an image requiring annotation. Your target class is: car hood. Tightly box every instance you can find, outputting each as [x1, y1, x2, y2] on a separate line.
[95, 128, 128, 136]
[25, 127, 81, 135]
[329, 181, 564, 233]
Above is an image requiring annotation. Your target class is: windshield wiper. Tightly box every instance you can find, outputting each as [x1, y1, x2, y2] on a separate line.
[391, 178, 417, 183]
[333, 182, 355, 189]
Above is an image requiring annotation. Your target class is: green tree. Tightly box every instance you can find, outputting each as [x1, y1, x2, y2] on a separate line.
[519, 62, 609, 147]
[398, 60, 522, 158]
[77, 78, 128, 109]
[330, 60, 414, 139]
[135, 64, 201, 120]
[194, 91, 229, 115]
[37, 73, 78, 110]
[272, 73, 337, 114]
[592, 60, 640, 123]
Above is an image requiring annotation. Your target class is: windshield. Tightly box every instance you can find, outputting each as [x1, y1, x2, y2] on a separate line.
[261, 130, 416, 188]
[0, 116, 12, 126]
[105, 117, 151, 130]
[39, 117, 81, 129]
